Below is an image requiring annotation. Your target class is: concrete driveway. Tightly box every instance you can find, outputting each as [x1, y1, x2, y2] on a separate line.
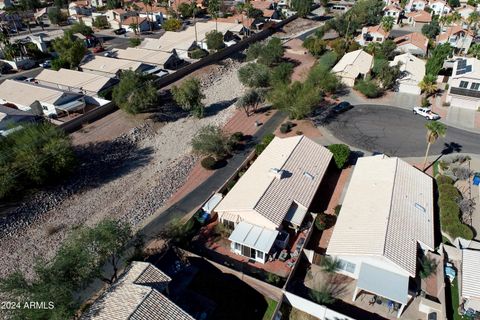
[322, 104, 480, 157]
[447, 107, 476, 129]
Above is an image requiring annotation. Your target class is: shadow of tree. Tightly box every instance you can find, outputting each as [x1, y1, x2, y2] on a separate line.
[204, 98, 238, 117]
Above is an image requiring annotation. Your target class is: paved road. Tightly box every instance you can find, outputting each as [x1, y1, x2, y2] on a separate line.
[139, 111, 287, 238]
[324, 104, 480, 157]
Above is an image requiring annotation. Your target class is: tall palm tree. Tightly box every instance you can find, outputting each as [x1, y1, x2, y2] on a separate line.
[418, 76, 438, 96]
[381, 16, 395, 32]
[423, 121, 447, 170]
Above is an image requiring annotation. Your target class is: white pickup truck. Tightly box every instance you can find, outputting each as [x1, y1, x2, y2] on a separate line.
[413, 107, 441, 120]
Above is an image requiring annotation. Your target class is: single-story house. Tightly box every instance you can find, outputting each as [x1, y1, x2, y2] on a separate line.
[122, 16, 150, 33]
[332, 49, 374, 87]
[109, 47, 183, 70]
[355, 25, 389, 46]
[390, 52, 426, 95]
[35, 68, 118, 97]
[461, 249, 480, 315]
[0, 80, 85, 117]
[326, 155, 435, 318]
[0, 105, 39, 136]
[446, 57, 480, 110]
[80, 261, 194, 320]
[80, 55, 156, 78]
[215, 135, 333, 263]
[405, 10, 432, 27]
[394, 32, 429, 56]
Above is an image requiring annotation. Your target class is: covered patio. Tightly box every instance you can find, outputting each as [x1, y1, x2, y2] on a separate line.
[353, 263, 411, 318]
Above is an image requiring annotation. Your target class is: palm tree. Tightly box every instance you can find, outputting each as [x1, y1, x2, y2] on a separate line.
[129, 22, 138, 35]
[321, 256, 340, 273]
[450, 11, 462, 25]
[418, 76, 438, 96]
[381, 16, 395, 32]
[423, 121, 447, 170]
[208, 0, 220, 31]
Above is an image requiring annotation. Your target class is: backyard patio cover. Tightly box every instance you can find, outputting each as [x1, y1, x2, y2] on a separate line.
[228, 221, 278, 253]
[356, 263, 409, 305]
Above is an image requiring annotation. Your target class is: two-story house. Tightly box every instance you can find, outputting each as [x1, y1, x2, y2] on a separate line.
[383, 4, 402, 23]
[405, 10, 432, 27]
[356, 25, 389, 46]
[446, 57, 480, 110]
[428, 0, 452, 16]
[405, 0, 427, 12]
[436, 25, 473, 53]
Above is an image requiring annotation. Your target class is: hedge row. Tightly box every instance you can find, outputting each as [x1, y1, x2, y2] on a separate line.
[437, 175, 474, 240]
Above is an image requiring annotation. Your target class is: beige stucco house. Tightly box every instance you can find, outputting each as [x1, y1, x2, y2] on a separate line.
[332, 49, 374, 87]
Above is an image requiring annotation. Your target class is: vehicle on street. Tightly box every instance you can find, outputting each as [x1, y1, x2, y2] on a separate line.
[40, 60, 51, 68]
[332, 101, 353, 114]
[25, 77, 38, 84]
[114, 28, 126, 35]
[104, 51, 114, 57]
[13, 76, 27, 81]
[413, 107, 440, 120]
[92, 46, 104, 53]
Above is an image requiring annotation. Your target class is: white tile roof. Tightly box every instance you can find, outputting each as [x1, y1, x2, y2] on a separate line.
[332, 49, 373, 80]
[0, 79, 78, 107]
[327, 156, 435, 277]
[81, 56, 144, 75]
[462, 249, 480, 299]
[215, 135, 332, 226]
[81, 262, 193, 320]
[111, 47, 174, 67]
[35, 68, 114, 93]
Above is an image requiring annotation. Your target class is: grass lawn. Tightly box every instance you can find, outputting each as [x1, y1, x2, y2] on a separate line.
[263, 298, 278, 320]
[433, 161, 439, 177]
[448, 277, 465, 320]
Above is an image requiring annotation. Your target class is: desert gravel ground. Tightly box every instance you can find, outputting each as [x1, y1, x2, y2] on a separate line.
[0, 58, 245, 279]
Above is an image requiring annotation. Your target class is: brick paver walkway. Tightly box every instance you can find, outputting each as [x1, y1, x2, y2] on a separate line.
[318, 167, 353, 251]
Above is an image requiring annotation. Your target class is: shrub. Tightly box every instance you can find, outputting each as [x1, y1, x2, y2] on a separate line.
[334, 204, 342, 216]
[436, 175, 454, 185]
[231, 132, 244, 142]
[419, 256, 438, 279]
[205, 30, 224, 51]
[191, 125, 230, 158]
[129, 38, 142, 47]
[315, 213, 328, 231]
[266, 272, 282, 286]
[438, 184, 460, 201]
[201, 156, 217, 170]
[328, 144, 350, 169]
[303, 36, 327, 57]
[354, 79, 383, 98]
[271, 62, 294, 85]
[189, 48, 208, 59]
[255, 133, 275, 155]
[280, 121, 294, 134]
[227, 132, 244, 151]
[163, 18, 182, 31]
[238, 63, 270, 88]
[318, 51, 338, 70]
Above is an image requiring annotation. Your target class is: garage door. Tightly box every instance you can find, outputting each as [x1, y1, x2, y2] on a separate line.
[450, 97, 479, 110]
[399, 83, 421, 95]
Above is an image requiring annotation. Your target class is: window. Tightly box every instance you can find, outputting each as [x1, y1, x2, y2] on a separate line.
[234, 243, 240, 250]
[257, 251, 264, 260]
[42, 105, 48, 111]
[338, 259, 356, 273]
[470, 82, 480, 90]
[459, 81, 469, 88]
[223, 219, 235, 230]
[376, 37, 383, 41]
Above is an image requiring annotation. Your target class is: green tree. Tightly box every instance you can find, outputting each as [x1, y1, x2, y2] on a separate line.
[112, 70, 158, 114]
[422, 20, 441, 39]
[354, 78, 383, 98]
[381, 16, 395, 32]
[327, 144, 351, 169]
[19, 0, 41, 10]
[423, 122, 447, 170]
[236, 88, 266, 116]
[205, 30, 224, 51]
[52, 31, 86, 70]
[171, 77, 205, 118]
[0, 123, 75, 200]
[92, 16, 110, 29]
[425, 43, 453, 76]
[269, 81, 322, 119]
[419, 256, 438, 279]
[69, 21, 93, 35]
[372, 58, 402, 89]
[418, 74, 438, 96]
[191, 125, 231, 159]
[321, 256, 340, 273]
[48, 6, 67, 25]
[208, 0, 220, 30]
[178, 2, 195, 17]
[238, 63, 271, 88]
[318, 51, 338, 69]
[306, 64, 342, 94]
[271, 62, 294, 85]
[303, 36, 327, 57]
[163, 18, 182, 31]
[245, 38, 284, 66]
[129, 22, 139, 35]
[291, 0, 313, 17]
[309, 286, 335, 305]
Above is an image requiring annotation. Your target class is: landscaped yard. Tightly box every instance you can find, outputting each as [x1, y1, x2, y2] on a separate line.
[447, 277, 465, 320]
[263, 298, 279, 320]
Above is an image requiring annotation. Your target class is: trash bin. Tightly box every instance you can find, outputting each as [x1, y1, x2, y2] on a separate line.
[473, 173, 480, 186]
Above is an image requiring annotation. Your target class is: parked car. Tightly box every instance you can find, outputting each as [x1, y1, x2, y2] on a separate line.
[13, 76, 27, 81]
[25, 77, 38, 84]
[332, 101, 353, 114]
[114, 28, 126, 35]
[39, 60, 51, 68]
[413, 107, 440, 120]
[104, 51, 114, 57]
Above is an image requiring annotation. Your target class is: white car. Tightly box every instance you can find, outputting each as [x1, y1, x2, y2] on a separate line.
[413, 107, 440, 120]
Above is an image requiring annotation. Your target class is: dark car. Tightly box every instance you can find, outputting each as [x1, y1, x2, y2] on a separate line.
[114, 28, 126, 35]
[332, 101, 353, 114]
[13, 76, 27, 81]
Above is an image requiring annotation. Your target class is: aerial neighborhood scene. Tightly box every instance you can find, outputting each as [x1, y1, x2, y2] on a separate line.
[1, 0, 480, 317]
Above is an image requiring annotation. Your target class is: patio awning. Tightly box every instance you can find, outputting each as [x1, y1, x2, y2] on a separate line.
[357, 263, 410, 305]
[228, 221, 278, 254]
[284, 202, 308, 226]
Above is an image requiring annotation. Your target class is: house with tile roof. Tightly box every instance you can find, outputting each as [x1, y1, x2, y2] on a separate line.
[405, 0, 427, 12]
[428, 0, 452, 16]
[446, 57, 480, 110]
[461, 249, 480, 315]
[326, 155, 435, 318]
[394, 32, 429, 56]
[405, 10, 432, 27]
[215, 135, 332, 263]
[436, 25, 473, 53]
[355, 25, 389, 46]
[332, 49, 374, 87]
[390, 52, 426, 94]
[81, 261, 194, 320]
[456, 5, 475, 20]
[383, 4, 403, 23]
